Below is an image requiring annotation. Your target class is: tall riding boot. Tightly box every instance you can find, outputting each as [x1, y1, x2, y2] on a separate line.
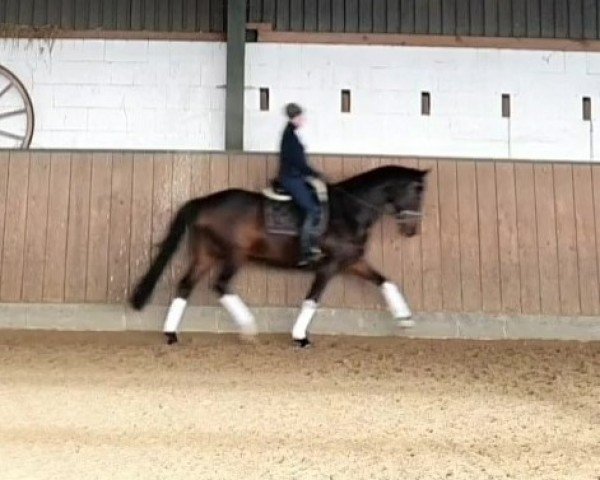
[298, 211, 323, 266]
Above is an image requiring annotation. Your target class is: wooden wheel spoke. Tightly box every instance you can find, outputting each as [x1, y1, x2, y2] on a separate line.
[0, 108, 26, 120]
[0, 129, 25, 141]
[0, 82, 13, 99]
[0, 66, 33, 148]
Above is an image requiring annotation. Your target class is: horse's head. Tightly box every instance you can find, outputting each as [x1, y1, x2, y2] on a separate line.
[388, 169, 429, 237]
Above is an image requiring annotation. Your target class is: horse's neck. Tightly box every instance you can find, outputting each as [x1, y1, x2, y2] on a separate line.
[335, 178, 387, 229]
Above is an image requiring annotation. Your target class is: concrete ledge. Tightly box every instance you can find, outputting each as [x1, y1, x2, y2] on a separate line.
[0, 303, 598, 341]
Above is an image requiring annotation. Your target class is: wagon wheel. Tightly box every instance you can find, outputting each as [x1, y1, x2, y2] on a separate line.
[0, 65, 34, 149]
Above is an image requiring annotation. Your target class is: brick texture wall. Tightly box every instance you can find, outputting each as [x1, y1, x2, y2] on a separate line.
[0, 39, 226, 150]
[2, 39, 600, 161]
[245, 44, 600, 161]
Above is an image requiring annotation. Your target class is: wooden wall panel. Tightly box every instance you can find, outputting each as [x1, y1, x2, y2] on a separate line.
[476, 162, 501, 312]
[85, 152, 112, 302]
[22, 152, 51, 302]
[456, 160, 481, 312]
[438, 160, 462, 311]
[0, 152, 10, 287]
[592, 164, 600, 316]
[42, 153, 71, 302]
[534, 163, 561, 315]
[129, 153, 154, 298]
[0, 150, 598, 323]
[553, 164, 580, 315]
[0, 152, 30, 302]
[107, 153, 133, 302]
[572, 165, 600, 315]
[514, 162, 541, 314]
[64, 153, 92, 302]
[495, 162, 521, 313]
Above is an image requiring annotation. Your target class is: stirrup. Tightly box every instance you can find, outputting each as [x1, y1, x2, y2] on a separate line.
[297, 248, 324, 267]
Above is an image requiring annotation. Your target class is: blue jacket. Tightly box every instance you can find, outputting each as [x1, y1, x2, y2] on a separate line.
[278, 122, 316, 179]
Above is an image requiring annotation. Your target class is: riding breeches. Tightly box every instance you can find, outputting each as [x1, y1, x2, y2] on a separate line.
[279, 176, 321, 254]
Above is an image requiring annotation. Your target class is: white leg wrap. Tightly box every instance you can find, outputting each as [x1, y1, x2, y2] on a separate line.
[381, 282, 412, 319]
[220, 294, 257, 335]
[292, 300, 318, 340]
[163, 298, 187, 333]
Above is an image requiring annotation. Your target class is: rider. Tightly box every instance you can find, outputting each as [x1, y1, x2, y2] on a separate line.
[278, 103, 324, 266]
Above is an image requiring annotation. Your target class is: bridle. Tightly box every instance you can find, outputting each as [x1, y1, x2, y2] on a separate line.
[329, 184, 424, 224]
[395, 209, 424, 224]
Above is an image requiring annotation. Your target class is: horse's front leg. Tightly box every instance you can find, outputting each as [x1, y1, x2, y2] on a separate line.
[347, 259, 414, 328]
[292, 262, 339, 348]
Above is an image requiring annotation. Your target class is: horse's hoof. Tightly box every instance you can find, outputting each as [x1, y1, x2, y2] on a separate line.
[165, 332, 178, 345]
[397, 319, 415, 329]
[294, 338, 312, 349]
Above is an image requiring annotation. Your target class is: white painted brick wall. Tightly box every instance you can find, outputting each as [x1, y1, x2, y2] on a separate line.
[2, 38, 600, 161]
[0, 39, 225, 150]
[245, 44, 600, 161]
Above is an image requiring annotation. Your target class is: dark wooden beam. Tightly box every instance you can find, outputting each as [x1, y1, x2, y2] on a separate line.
[225, 0, 246, 150]
[256, 30, 600, 52]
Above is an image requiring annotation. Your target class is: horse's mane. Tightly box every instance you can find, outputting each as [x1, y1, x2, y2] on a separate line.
[334, 165, 425, 190]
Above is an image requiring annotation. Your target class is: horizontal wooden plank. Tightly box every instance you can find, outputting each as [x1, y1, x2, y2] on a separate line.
[257, 30, 600, 51]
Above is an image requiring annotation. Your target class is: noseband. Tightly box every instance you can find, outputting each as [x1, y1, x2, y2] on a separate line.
[332, 185, 424, 222]
[396, 210, 423, 224]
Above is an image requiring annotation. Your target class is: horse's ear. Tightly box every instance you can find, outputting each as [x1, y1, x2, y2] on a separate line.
[421, 168, 431, 176]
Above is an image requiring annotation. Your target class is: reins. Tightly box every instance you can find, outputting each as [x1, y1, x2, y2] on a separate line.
[329, 184, 423, 224]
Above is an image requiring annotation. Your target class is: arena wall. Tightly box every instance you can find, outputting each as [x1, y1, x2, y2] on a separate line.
[0, 150, 599, 341]
[1, 39, 226, 150]
[244, 43, 600, 161]
[2, 39, 600, 160]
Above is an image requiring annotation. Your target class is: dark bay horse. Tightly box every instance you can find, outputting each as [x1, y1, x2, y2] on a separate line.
[130, 165, 428, 347]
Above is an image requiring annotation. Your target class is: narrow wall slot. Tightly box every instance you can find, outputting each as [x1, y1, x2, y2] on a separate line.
[583, 97, 592, 121]
[502, 94, 511, 118]
[421, 92, 431, 116]
[341, 89, 351, 113]
[259, 88, 269, 111]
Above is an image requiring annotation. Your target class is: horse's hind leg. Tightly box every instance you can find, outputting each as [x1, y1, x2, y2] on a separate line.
[163, 227, 213, 344]
[163, 261, 208, 344]
[213, 260, 257, 338]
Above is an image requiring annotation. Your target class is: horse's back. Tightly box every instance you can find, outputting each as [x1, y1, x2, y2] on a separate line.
[190, 188, 264, 231]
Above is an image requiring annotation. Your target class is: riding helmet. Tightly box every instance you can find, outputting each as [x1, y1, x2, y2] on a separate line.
[285, 103, 303, 119]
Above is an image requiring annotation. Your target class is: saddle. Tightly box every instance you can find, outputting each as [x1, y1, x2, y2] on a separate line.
[262, 179, 293, 202]
[262, 177, 329, 236]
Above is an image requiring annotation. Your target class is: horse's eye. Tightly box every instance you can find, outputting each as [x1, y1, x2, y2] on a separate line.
[415, 183, 424, 193]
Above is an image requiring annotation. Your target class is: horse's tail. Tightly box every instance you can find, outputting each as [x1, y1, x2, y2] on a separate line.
[129, 199, 200, 310]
